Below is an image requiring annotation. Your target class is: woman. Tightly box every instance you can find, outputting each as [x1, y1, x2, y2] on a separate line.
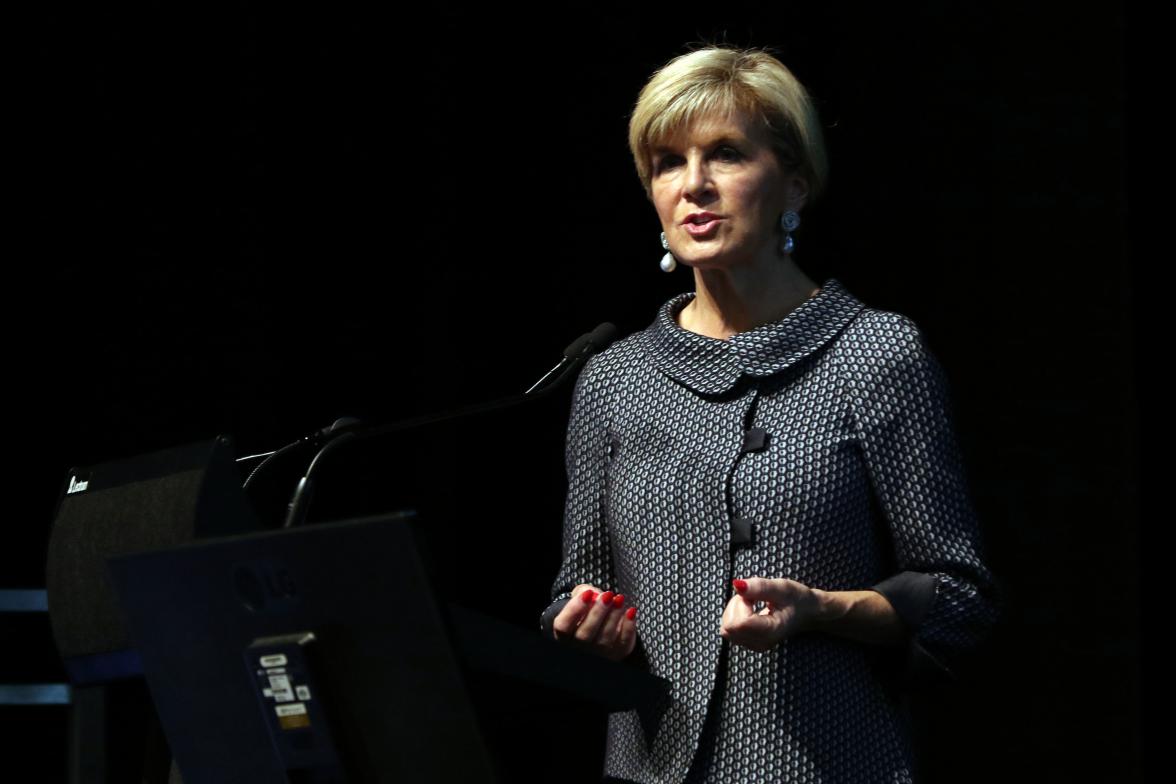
[539, 45, 1001, 784]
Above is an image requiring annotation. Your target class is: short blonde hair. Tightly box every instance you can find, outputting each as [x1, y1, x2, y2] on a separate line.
[628, 46, 828, 204]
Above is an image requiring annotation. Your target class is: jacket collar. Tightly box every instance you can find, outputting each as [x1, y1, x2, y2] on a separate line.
[640, 277, 866, 395]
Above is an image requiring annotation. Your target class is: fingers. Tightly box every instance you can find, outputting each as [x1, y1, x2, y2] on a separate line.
[571, 584, 598, 599]
[722, 592, 757, 630]
[552, 584, 601, 640]
[552, 586, 638, 660]
[734, 576, 775, 602]
[595, 593, 624, 647]
[722, 604, 777, 651]
[597, 597, 637, 661]
[725, 576, 815, 652]
[733, 576, 806, 607]
[576, 590, 621, 645]
[615, 605, 637, 656]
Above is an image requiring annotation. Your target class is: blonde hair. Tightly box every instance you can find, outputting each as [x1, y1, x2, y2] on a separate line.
[627, 46, 828, 204]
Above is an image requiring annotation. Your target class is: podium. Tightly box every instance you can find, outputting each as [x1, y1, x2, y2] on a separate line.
[46, 440, 669, 783]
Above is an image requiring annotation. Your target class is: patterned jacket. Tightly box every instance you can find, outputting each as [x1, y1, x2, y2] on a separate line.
[539, 278, 1002, 783]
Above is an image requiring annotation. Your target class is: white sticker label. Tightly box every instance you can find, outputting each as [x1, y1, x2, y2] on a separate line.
[275, 703, 307, 717]
[295, 685, 311, 701]
[260, 654, 288, 668]
[265, 667, 287, 676]
[267, 675, 293, 702]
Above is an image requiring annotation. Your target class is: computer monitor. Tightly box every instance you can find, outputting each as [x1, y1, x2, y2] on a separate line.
[106, 511, 496, 784]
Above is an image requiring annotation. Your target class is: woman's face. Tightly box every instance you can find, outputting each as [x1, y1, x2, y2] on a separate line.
[650, 111, 806, 271]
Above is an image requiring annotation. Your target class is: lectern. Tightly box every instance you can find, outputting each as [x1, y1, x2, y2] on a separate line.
[46, 438, 669, 783]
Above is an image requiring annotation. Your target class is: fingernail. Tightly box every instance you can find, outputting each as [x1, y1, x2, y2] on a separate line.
[626, 607, 637, 620]
[599, 591, 615, 605]
[732, 579, 748, 593]
[612, 594, 625, 607]
[581, 591, 596, 604]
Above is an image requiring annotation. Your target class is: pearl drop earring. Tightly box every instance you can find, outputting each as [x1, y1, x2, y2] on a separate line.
[780, 210, 801, 255]
[660, 231, 677, 272]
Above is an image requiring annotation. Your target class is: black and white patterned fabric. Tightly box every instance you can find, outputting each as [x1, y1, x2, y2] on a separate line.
[540, 278, 1001, 783]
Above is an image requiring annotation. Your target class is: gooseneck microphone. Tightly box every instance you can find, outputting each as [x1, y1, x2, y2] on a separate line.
[242, 417, 361, 491]
[276, 322, 617, 529]
[526, 322, 618, 394]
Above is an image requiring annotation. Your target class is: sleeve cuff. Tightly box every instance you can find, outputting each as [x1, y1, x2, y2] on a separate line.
[869, 571, 954, 687]
[870, 571, 938, 629]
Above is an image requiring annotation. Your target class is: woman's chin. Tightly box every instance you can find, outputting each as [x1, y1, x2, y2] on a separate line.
[678, 253, 749, 272]
[677, 246, 726, 265]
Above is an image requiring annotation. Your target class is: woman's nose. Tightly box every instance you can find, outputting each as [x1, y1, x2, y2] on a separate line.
[684, 157, 713, 198]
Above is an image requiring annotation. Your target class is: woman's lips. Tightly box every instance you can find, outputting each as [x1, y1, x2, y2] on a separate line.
[684, 218, 722, 237]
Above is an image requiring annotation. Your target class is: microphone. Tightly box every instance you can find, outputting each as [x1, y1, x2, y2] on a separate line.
[317, 416, 362, 438]
[275, 322, 618, 527]
[242, 417, 362, 490]
[564, 322, 618, 360]
[525, 322, 617, 395]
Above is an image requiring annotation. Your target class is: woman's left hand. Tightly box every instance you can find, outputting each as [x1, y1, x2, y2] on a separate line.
[721, 577, 822, 652]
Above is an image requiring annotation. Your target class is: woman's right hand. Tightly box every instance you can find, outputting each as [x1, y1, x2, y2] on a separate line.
[551, 584, 638, 662]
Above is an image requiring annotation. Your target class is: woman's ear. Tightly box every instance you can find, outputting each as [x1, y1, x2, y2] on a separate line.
[783, 173, 810, 213]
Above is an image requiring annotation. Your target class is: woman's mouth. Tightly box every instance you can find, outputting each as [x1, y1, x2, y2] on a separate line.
[684, 218, 722, 237]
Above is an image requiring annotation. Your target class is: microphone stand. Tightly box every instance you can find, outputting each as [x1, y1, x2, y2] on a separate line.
[281, 323, 616, 529]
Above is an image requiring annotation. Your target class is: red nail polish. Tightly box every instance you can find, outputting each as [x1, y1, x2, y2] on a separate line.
[581, 591, 596, 604]
[599, 591, 615, 605]
[626, 607, 637, 620]
[733, 579, 748, 593]
[612, 594, 625, 607]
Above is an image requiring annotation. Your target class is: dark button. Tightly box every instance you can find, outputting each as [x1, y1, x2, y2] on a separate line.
[740, 427, 769, 453]
[731, 517, 755, 547]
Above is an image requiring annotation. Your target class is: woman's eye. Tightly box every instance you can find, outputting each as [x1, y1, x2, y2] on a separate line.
[655, 147, 738, 173]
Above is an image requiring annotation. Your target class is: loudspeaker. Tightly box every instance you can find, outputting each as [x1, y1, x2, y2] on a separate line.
[46, 436, 261, 682]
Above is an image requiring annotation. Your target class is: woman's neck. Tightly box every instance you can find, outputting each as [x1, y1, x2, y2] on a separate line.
[677, 260, 821, 340]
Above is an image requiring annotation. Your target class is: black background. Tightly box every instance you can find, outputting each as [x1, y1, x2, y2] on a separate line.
[7, 1, 1150, 781]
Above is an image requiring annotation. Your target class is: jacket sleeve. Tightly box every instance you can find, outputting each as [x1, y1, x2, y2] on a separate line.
[539, 353, 617, 639]
[844, 312, 1003, 686]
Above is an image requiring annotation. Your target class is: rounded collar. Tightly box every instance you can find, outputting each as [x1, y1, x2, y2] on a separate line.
[639, 277, 866, 395]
